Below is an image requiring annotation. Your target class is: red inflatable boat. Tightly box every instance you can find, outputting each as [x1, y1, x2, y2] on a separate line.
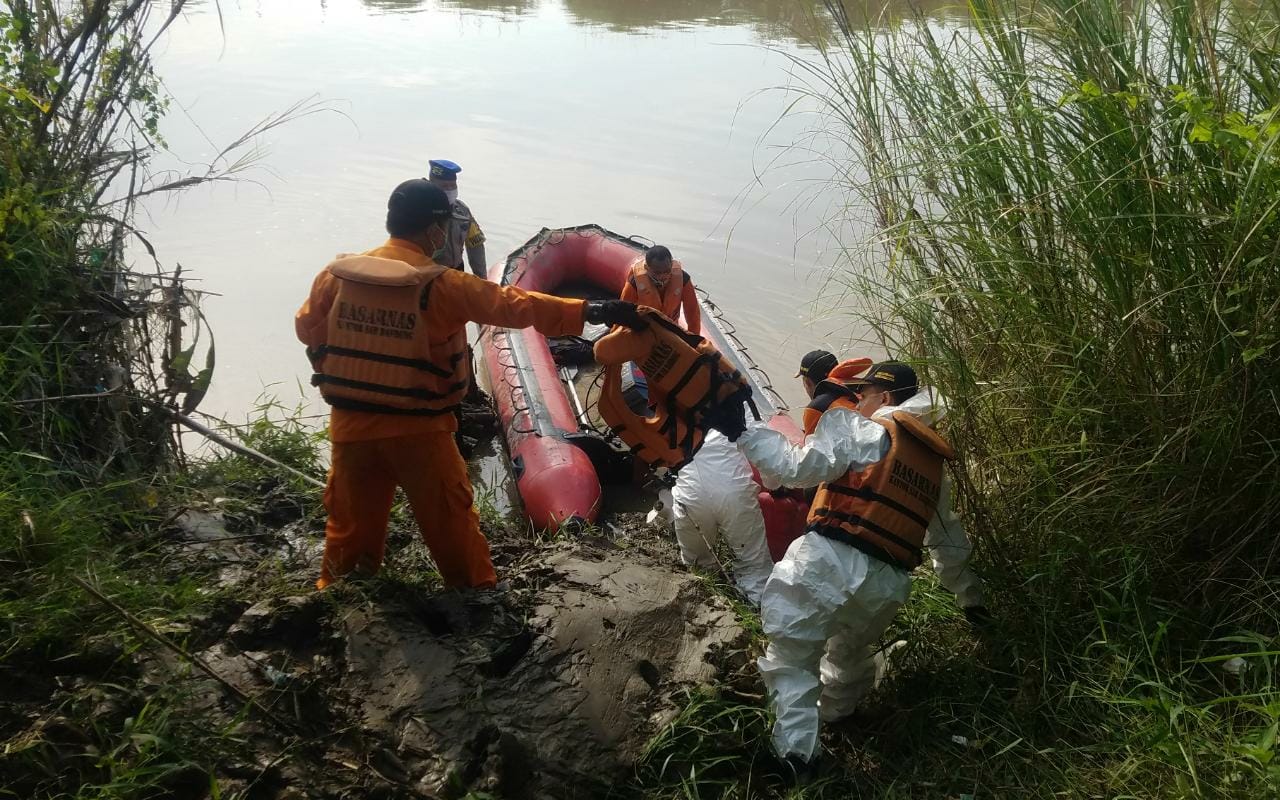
[479, 225, 806, 553]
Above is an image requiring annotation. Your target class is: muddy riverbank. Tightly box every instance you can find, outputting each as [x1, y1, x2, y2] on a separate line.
[3, 408, 764, 799]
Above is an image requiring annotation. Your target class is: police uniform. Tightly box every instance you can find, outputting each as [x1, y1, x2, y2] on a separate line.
[428, 159, 488, 279]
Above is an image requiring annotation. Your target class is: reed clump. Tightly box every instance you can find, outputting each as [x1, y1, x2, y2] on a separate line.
[710, 0, 1280, 794]
[810, 0, 1280, 625]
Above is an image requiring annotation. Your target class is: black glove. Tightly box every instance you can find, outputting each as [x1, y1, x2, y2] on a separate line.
[703, 397, 747, 442]
[585, 300, 643, 328]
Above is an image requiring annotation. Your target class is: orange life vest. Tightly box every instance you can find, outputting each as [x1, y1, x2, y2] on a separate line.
[808, 398, 955, 569]
[597, 362, 704, 472]
[594, 306, 757, 470]
[308, 255, 468, 416]
[628, 260, 684, 322]
[802, 358, 874, 436]
[802, 383, 856, 436]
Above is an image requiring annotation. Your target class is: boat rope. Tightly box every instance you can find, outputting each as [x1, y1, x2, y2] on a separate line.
[696, 287, 790, 413]
[479, 325, 538, 435]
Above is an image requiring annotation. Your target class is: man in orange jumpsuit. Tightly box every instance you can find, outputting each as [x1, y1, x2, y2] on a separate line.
[618, 245, 700, 405]
[296, 178, 640, 590]
[619, 245, 700, 334]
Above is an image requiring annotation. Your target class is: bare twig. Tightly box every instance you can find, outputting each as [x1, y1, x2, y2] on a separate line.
[104, 96, 344, 206]
[148, 401, 326, 490]
[4, 389, 124, 406]
[5, 389, 324, 489]
[33, 0, 109, 147]
[175, 532, 275, 545]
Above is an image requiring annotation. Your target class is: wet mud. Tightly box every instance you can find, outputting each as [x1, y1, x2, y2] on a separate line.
[176, 525, 745, 798]
[2, 399, 752, 799]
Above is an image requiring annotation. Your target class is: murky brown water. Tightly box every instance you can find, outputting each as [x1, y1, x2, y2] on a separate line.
[139, 0, 958, 424]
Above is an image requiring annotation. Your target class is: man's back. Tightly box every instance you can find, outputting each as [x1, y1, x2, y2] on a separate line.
[675, 430, 757, 504]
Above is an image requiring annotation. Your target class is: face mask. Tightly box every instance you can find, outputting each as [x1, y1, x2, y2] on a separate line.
[647, 267, 671, 289]
[443, 189, 459, 204]
[856, 388, 886, 417]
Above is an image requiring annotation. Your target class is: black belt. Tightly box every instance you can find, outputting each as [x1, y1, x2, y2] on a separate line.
[323, 395, 459, 416]
[810, 525, 914, 572]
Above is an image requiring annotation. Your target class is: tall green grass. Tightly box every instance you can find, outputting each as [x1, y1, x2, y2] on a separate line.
[0, 5, 291, 796]
[735, 0, 1280, 795]
[804, 0, 1280, 625]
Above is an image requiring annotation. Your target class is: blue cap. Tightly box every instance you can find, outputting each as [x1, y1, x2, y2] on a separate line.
[428, 159, 462, 181]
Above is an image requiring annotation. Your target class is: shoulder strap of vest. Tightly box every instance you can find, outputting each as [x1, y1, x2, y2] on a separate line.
[641, 306, 704, 347]
[666, 261, 687, 295]
[889, 411, 955, 460]
[807, 388, 851, 417]
[668, 260, 686, 283]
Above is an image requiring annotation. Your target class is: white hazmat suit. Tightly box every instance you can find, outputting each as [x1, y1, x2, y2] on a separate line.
[670, 430, 774, 605]
[737, 388, 983, 763]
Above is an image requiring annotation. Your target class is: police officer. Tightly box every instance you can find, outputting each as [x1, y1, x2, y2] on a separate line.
[428, 159, 488, 279]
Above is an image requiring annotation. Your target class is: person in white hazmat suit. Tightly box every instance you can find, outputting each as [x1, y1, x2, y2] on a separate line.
[668, 429, 775, 605]
[705, 360, 984, 770]
[801, 357, 986, 617]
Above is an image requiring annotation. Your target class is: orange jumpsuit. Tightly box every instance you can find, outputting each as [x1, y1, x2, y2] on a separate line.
[296, 238, 587, 590]
[619, 266, 701, 335]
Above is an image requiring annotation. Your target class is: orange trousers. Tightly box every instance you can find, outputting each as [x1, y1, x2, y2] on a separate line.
[317, 432, 497, 590]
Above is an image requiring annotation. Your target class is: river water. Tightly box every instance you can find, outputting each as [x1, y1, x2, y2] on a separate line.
[139, 0, 954, 424]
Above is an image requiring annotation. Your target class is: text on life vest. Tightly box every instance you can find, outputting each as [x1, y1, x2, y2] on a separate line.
[641, 341, 679, 381]
[336, 301, 416, 340]
[888, 460, 940, 506]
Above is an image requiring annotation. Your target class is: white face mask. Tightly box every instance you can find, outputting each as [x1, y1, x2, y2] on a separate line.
[443, 189, 459, 204]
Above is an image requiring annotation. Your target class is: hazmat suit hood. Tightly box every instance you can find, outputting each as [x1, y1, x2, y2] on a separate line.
[870, 386, 948, 427]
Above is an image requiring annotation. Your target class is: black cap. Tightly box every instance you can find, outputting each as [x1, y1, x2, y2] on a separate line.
[645, 245, 673, 266]
[795, 349, 838, 380]
[847, 361, 918, 395]
[389, 178, 452, 218]
[386, 179, 452, 236]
